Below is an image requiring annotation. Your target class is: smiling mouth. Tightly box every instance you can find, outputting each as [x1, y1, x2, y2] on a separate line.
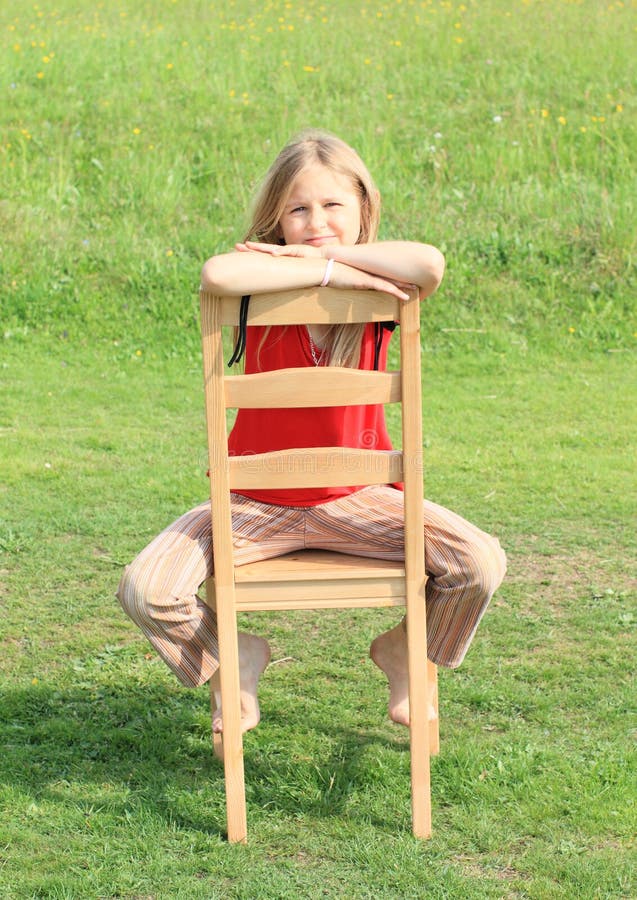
[304, 236, 337, 245]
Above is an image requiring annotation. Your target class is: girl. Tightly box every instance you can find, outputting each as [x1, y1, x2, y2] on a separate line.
[117, 130, 506, 733]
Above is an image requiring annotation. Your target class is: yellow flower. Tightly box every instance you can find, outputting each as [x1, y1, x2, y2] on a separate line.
[36, 71, 44, 79]
[166, 63, 174, 69]
[132, 127, 141, 135]
[541, 109, 549, 118]
[558, 116, 566, 125]
[615, 104, 623, 112]
[303, 65, 318, 72]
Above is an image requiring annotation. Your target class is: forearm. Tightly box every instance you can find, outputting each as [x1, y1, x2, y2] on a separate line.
[201, 251, 326, 296]
[322, 241, 445, 299]
[201, 244, 432, 302]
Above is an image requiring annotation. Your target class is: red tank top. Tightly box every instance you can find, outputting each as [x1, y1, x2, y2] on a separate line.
[227, 322, 398, 506]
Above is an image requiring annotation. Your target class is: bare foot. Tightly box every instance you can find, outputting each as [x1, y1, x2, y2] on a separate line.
[369, 621, 436, 726]
[210, 632, 271, 734]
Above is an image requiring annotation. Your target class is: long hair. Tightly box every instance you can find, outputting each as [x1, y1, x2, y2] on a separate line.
[245, 130, 381, 367]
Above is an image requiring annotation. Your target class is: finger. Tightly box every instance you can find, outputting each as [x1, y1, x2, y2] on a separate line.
[243, 241, 281, 255]
[386, 279, 418, 295]
[373, 278, 410, 301]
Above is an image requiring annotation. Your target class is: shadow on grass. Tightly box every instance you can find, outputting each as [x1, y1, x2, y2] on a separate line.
[2, 678, 414, 839]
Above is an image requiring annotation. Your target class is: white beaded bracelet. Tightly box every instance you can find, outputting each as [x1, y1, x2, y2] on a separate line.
[320, 257, 335, 287]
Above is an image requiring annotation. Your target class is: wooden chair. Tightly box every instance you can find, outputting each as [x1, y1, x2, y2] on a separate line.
[200, 286, 439, 843]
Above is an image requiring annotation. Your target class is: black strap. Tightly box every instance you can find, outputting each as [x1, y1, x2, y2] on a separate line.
[373, 320, 397, 370]
[227, 294, 250, 366]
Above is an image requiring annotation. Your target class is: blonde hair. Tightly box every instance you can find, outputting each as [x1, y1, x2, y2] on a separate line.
[245, 130, 381, 367]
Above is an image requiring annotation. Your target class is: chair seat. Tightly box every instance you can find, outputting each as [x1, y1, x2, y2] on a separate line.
[231, 550, 407, 611]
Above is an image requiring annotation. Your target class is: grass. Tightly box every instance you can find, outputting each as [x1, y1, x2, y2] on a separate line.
[1, 339, 634, 898]
[1, 0, 636, 897]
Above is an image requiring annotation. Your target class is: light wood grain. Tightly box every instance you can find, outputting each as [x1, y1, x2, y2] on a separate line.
[211, 287, 400, 326]
[228, 447, 403, 490]
[225, 367, 401, 409]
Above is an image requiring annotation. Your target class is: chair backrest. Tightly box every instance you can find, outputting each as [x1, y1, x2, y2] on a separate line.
[199, 287, 425, 598]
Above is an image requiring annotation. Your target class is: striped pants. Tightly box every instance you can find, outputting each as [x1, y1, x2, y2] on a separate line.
[117, 486, 506, 687]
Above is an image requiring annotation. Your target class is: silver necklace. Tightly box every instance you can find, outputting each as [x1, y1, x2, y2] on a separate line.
[307, 327, 324, 366]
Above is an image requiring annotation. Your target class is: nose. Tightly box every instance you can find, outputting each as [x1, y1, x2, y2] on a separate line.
[308, 204, 327, 231]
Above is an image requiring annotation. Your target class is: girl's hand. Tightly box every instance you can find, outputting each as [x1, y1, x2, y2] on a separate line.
[329, 263, 416, 302]
[235, 241, 322, 259]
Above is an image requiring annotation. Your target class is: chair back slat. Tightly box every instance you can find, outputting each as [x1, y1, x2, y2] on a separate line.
[225, 367, 401, 409]
[216, 288, 400, 326]
[227, 447, 403, 491]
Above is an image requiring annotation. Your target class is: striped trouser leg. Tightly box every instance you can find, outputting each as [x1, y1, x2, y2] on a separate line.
[117, 486, 506, 685]
[302, 486, 507, 668]
[116, 496, 306, 687]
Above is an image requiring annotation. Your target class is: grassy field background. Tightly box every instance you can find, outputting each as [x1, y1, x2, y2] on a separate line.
[1, 0, 635, 897]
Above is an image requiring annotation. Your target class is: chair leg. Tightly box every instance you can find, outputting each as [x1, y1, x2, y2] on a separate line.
[214, 596, 248, 843]
[406, 602, 432, 839]
[428, 661, 440, 757]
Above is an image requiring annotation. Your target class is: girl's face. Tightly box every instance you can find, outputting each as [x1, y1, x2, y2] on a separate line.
[278, 163, 362, 248]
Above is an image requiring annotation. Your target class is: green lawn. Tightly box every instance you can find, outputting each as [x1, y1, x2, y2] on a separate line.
[1, 0, 635, 897]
